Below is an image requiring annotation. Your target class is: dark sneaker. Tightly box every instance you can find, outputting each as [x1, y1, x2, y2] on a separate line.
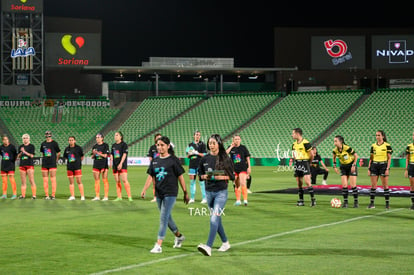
[310, 199, 316, 207]
[367, 203, 375, 209]
[410, 205, 414, 211]
[18, 195, 25, 200]
[353, 202, 359, 208]
[342, 202, 348, 208]
[32, 196, 36, 200]
[385, 203, 390, 210]
[50, 196, 55, 200]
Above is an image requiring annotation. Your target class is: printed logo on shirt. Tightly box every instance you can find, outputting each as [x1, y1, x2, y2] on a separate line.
[95, 152, 103, 160]
[232, 154, 242, 164]
[155, 167, 167, 181]
[68, 153, 76, 162]
[2, 152, 10, 160]
[113, 150, 120, 158]
[43, 148, 52, 157]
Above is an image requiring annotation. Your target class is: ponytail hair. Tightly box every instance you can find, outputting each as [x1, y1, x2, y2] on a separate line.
[377, 130, 387, 142]
[335, 135, 345, 145]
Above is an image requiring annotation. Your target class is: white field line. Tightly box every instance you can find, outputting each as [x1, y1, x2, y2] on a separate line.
[90, 208, 404, 275]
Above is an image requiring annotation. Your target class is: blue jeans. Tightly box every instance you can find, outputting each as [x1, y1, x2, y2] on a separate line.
[206, 189, 228, 247]
[156, 196, 178, 240]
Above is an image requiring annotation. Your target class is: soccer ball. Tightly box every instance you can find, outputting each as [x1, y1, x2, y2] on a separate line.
[330, 198, 342, 208]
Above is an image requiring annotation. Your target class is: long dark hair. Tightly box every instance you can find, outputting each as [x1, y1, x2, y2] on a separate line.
[157, 136, 175, 156]
[377, 130, 387, 142]
[116, 131, 124, 142]
[208, 134, 233, 177]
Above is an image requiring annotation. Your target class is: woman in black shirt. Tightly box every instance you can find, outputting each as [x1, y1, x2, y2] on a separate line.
[197, 134, 235, 257]
[147, 136, 189, 253]
[63, 136, 85, 201]
[111, 131, 132, 201]
[91, 133, 110, 201]
[0, 135, 17, 199]
[17, 134, 36, 199]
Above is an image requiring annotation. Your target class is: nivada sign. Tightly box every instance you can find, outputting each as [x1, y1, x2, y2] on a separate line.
[311, 36, 365, 70]
[1, 0, 43, 13]
[372, 35, 414, 69]
[45, 32, 101, 68]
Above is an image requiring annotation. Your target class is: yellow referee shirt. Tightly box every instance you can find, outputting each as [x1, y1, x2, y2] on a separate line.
[292, 139, 312, 160]
[332, 144, 355, 165]
[406, 143, 414, 163]
[370, 142, 392, 162]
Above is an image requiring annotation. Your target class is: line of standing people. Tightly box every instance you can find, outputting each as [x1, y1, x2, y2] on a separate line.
[0, 130, 133, 201]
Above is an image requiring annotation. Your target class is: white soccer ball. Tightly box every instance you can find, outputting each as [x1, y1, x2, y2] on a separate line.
[330, 198, 342, 208]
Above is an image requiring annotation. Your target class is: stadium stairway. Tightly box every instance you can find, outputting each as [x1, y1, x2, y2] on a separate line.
[311, 93, 370, 147]
[127, 98, 206, 148]
[82, 101, 140, 153]
[223, 96, 284, 142]
[127, 93, 281, 157]
[315, 88, 414, 158]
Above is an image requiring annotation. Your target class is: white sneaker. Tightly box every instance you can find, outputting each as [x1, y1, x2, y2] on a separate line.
[68, 196, 75, 201]
[243, 200, 248, 206]
[200, 199, 207, 204]
[102, 197, 108, 201]
[189, 199, 195, 204]
[218, 241, 231, 252]
[81, 197, 85, 201]
[322, 180, 327, 185]
[247, 189, 252, 194]
[150, 243, 162, 253]
[150, 197, 157, 203]
[197, 243, 211, 256]
[92, 197, 100, 201]
[173, 235, 185, 248]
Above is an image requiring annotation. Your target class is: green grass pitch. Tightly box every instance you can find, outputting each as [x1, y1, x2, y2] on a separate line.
[1, 165, 414, 274]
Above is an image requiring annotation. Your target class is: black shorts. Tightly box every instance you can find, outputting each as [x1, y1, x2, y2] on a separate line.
[408, 164, 414, 178]
[370, 162, 388, 177]
[93, 164, 108, 170]
[42, 164, 57, 169]
[294, 160, 311, 177]
[339, 163, 358, 176]
[189, 158, 201, 170]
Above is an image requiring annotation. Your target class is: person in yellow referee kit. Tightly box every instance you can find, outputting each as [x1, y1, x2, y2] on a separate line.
[332, 135, 359, 208]
[291, 128, 316, 207]
[405, 131, 414, 210]
[367, 130, 392, 209]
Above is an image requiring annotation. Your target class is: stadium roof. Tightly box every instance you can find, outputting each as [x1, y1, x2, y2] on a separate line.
[81, 65, 298, 75]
